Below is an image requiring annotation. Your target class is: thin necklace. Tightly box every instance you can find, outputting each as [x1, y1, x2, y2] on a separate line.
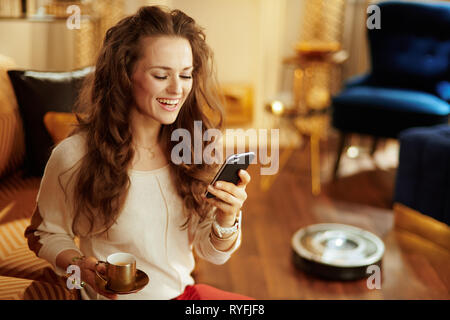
[134, 144, 157, 159]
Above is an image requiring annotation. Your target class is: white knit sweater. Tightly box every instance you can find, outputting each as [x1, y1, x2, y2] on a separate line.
[28, 133, 241, 300]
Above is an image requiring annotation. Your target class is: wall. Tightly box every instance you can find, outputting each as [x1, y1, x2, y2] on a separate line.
[0, 18, 76, 71]
[341, 0, 371, 81]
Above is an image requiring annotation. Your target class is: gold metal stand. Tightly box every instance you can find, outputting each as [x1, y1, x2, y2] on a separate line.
[261, 0, 347, 195]
[294, 112, 329, 196]
[262, 104, 330, 195]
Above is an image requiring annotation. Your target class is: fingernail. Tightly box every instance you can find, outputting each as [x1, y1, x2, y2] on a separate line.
[215, 182, 221, 188]
[208, 185, 214, 191]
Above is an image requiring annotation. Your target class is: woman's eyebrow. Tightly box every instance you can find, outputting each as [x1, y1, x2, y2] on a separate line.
[148, 66, 193, 71]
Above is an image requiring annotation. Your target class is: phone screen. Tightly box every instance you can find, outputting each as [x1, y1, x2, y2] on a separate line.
[205, 152, 255, 198]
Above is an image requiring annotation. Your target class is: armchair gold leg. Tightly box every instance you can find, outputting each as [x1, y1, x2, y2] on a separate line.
[310, 134, 321, 196]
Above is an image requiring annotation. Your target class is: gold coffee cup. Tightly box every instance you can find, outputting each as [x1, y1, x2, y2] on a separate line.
[95, 253, 136, 292]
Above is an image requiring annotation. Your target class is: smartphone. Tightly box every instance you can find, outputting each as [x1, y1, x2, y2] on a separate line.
[205, 152, 255, 199]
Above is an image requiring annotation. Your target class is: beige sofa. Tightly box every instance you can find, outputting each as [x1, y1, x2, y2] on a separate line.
[0, 56, 79, 300]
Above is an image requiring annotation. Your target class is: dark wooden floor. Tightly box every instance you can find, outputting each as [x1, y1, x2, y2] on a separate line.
[194, 135, 450, 300]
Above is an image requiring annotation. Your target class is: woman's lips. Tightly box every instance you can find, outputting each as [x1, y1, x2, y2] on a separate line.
[156, 98, 180, 112]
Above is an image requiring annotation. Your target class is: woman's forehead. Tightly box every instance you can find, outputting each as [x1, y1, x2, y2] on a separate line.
[139, 36, 193, 69]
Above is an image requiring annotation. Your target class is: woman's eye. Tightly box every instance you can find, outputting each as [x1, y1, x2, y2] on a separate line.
[180, 75, 192, 80]
[153, 75, 167, 80]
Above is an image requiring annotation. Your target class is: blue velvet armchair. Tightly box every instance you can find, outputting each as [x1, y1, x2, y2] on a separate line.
[331, 1, 450, 179]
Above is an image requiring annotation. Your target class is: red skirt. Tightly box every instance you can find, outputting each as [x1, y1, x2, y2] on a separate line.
[173, 284, 254, 300]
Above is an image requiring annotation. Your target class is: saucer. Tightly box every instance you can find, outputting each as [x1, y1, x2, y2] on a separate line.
[95, 269, 149, 295]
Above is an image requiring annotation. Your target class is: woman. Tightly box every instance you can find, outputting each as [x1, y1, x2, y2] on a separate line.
[25, 6, 251, 300]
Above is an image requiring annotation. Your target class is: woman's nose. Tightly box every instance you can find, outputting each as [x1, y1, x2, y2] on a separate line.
[167, 77, 182, 95]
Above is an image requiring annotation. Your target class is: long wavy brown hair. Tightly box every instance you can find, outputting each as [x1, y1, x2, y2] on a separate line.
[68, 6, 223, 237]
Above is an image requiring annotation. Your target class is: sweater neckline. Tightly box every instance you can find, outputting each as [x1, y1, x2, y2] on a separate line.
[129, 163, 170, 175]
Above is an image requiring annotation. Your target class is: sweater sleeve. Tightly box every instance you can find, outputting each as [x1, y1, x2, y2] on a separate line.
[192, 208, 242, 265]
[24, 135, 85, 276]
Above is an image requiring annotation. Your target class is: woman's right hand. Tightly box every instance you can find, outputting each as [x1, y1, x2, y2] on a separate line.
[74, 256, 118, 300]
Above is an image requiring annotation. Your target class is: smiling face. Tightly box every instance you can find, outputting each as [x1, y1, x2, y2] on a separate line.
[131, 36, 194, 125]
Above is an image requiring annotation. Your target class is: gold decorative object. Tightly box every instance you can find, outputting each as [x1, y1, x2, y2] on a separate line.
[263, 0, 347, 195]
[293, 69, 305, 113]
[290, 0, 346, 194]
[294, 113, 330, 195]
[74, 17, 99, 68]
[295, 41, 341, 55]
[76, 0, 125, 69]
[221, 83, 253, 126]
[90, 0, 125, 45]
[299, 0, 345, 51]
[289, 0, 346, 115]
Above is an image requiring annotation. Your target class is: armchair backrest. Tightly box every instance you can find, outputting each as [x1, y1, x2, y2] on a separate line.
[368, 1, 450, 91]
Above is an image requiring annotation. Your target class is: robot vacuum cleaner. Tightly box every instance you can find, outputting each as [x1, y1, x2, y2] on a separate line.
[291, 223, 385, 281]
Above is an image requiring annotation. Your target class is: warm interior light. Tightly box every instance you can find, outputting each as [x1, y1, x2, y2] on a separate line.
[271, 100, 284, 115]
[346, 146, 359, 159]
[306, 86, 330, 110]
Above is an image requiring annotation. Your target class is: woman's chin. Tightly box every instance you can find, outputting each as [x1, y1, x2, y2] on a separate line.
[158, 113, 180, 125]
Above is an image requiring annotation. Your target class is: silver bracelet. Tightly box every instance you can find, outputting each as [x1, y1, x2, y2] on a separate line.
[212, 210, 242, 239]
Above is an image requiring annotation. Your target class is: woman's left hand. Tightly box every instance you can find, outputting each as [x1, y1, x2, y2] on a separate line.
[202, 169, 251, 227]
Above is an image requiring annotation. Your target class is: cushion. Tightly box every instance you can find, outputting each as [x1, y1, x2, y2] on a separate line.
[7, 67, 93, 177]
[0, 243, 56, 282]
[0, 173, 40, 225]
[0, 219, 80, 300]
[0, 219, 29, 260]
[43, 111, 78, 145]
[0, 112, 25, 178]
[334, 86, 450, 115]
[370, 35, 450, 89]
[0, 55, 26, 178]
[0, 219, 57, 284]
[368, 2, 450, 89]
[332, 86, 450, 138]
[436, 81, 450, 102]
[0, 275, 79, 300]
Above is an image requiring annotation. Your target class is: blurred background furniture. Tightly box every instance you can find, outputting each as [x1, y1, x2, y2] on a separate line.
[331, 1, 450, 180]
[286, 0, 346, 116]
[394, 124, 450, 226]
[221, 83, 254, 127]
[392, 125, 450, 272]
[0, 55, 82, 299]
[264, 0, 347, 195]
